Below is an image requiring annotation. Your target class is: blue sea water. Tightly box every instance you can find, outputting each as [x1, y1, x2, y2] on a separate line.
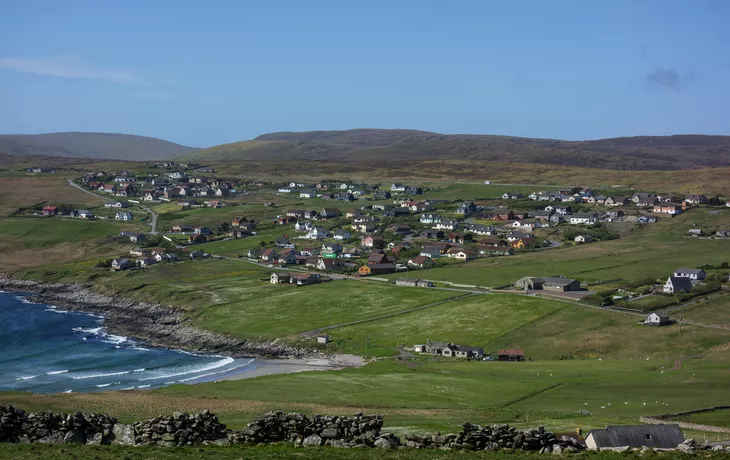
[0, 291, 255, 393]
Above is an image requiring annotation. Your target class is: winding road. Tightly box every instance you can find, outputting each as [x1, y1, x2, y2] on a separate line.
[67, 179, 159, 234]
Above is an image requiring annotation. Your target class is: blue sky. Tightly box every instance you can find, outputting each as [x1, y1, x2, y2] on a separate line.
[1, 0, 729, 147]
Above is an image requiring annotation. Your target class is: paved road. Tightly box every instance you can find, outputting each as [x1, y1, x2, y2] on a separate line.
[67, 179, 158, 233]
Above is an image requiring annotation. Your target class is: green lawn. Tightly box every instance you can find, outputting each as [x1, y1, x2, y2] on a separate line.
[679, 294, 730, 327]
[416, 183, 563, 201]
[0, 217, 139, 248]
[674, 408, 730, 427]
[329, 294, 565, 352]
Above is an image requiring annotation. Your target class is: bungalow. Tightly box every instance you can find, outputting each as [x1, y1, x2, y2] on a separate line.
[335, 192, 355, 201]
[261, 248, 280, 262]
[506, 230, 530, 242]
[470, 224, 496, 235]
[295, 221, 313, 232]
[189, 250, 207, 260]
[333, 229, 352, 240]
[448, 232, 474, 244]
[304, 209, 319, 219]
[644, 311, 671, 326]
[585, 424, 684, 450]
[492, 210, 515, 221]
[663, 276, 693, 294]
[673, 268, 706, 281]
[368, 252, 392, 265]
[515, 276, 581, 291]
[101, 184, 117, 193]
[420, 230, 445, 240]
[479, 237, 508, 248]
[372, 190, 391, 200]
[497, 349, 524, 362]
[606, 210, 624, 220]
[688, 228, 703, 236]
[277, 216, 297, 225]
[299, 190, 316, 199]
[135, 257, 156, 268]
[290, 273, 322, 286]
[554, 205, 572, 215]
[188, 234, 208, 244]
[42, 206, 58, 216]
[502, 192, 525, 200]
[442, 345, 485, 359]
[419, 247, 442, 259]
[76, 209, 94, 219]
[404, 186, 423, 195]
[533, 210, 554, 221]
[155, 253, 181, 263]
[104, 201, 128, 208]
[320, 208, 342, 218]
[511, 237, 535, 249]
[358, 263, 396, 276]
[395, 278, 431, 288]
[653, 202, 684, 215]
[408, 256, 436, 269]
[362, 236, 384, 248]
[434, 219, 460, 231]
[636, 197, 658, 207]
[111, 258, 134, 271]
[447, 247, 477, 260]
[631, 192, 654, 204]
[574, 235, 593, 243]
[194, 226, 211, 235]
[275, 236, 292, 247]
[390, 183, 407, 192]
[128, 232, 146, 243]
[287, 210, 306, 218]
[455, 201, 478, 214]
[171, 224, 193, 233]
[115, 211, 133, 221]
[352, 222, 376, 233]
[410, 203, 431, 213]
[479, 247, 514, 256]
[322, 242, 343, 253]
[383, 208, 410, 218]
[389, 224, 412, 235]
[570, 213, 597, 225]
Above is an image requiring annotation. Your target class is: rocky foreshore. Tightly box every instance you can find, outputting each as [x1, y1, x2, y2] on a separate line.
[0, 276, 314, 359]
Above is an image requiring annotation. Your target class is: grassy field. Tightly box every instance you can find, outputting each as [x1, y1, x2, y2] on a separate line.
[382, 208, 730, 288]
[417, 183, 562, 201]
[329, 294, 565, 353]
[679, 294, 730, 328]
[0, 172, 105, 217]
[673, 408, 730, 427]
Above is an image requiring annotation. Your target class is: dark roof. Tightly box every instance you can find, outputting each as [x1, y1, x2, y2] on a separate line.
[542, 277, 578, 287]
[587, 424, 684, 449]
[668, 276, 693, 291]
[675, 268, 704, 274]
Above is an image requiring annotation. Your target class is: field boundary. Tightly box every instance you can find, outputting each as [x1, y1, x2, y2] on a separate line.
[641, 405, 730, 434]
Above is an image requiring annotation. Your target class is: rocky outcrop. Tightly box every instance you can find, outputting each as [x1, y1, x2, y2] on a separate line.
[0, 276, 312, 359]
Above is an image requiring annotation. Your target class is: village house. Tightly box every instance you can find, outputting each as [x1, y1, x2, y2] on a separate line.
[261, 248, 279, 262]
[129, 247, 151, 257]
[511, 236, 535, 249]
[663, 276, 693, 294]
[491, 209, 515, 221]
[673, 268, 706, 281]
[333, 229, 352, 240]
[289, 273, 322, 286]
[307, 227, 331, 240]
[358, 263, 396, 276]
[76, 209, 95, 219]
[368, 252, 393, 265]
[390, 183, 407, 192]
[388, 224, 412, 235]
[447, 247, 477, 260]
[320, 208, 342, 219]
[111, 258, 134, 271]
[605, 209, 624, 220]
[434, 219, 460, 231]
[502, 192, 525, 200]
[574, 235, 593, 243]
[569, 213, 597, 225]
[644, 311, 671, 326]
[685, 194, 709, 205]
[135, 257, 156, 268]
[295, 221, 313, 232]
[420, 213, 441, 224]
[104, 201, 128, 208]
[688, 228, 703, 236]
[420, 230, 445, 240]
[115, 211, 133, 221]
[41, 206, 58, 216]
[653, 202, 684, 215]
[533, 210, 554, 221]
[407, 255, 436, 269]
[383, 207, 410, 218]
[585, 424, 684, 450]
[299, 189, 316, 199]
[316, 257, 344, 271]
[455, 201, 478, 215]
[322, 242, 343, 253]
[275, 236, 292, 248]
[362, 235, 384, 248]
[631, 192, 654, 204]
[352, 222, 376, 233]
[155, 252, 181, 263]
[442, 345, 485, 359]
[515, 276, 581, 291]
[604, 196, 629, 207]
[479, 237, 509, 248]
[419, 247, 442, 259]
[479, 247, 514, 256]
[506, 230, 530, 243]
[448, 232, 474, 244]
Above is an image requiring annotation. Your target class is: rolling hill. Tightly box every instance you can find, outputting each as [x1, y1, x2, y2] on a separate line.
[0, 132, 196, 161]
[183, 129, 730, 170]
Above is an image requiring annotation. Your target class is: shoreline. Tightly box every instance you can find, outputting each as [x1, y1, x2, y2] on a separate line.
[0, 276, 319, 361]
[208, 355, 365, 382]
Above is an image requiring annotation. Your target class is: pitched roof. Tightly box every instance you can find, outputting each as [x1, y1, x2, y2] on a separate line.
[675, 268, 704, 274]
[587, 424, 684, 449]
[667, 276, 693, 291]
[409, 255, 432, 264]
[541, 276, 578, 287]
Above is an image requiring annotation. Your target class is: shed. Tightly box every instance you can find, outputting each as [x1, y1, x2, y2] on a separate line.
[497, 349, 525, 361]
[585, 424, 684, 450]
[317, 335, 330, 344]
[645, 311, 670, 326]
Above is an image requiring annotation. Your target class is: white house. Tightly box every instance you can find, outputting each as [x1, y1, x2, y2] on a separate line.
[644, 312, 670, 326]
[278, 187, 292, 193]
[390, 183, 407, 192]
[569, 213, 597, 225]
[115, 211, 133, 221]
[574, 235, 593, 243]
[420, 213, 441, 224]
[333, 229, 351, 240]
[673, 268, 706, 281]
[300, 190, 316, 199]
[307, 227, 331, 240]
[295, 221, 313, 232]
[434, 219, 459, 230]
[105, 201, 128, 208]
[77, 210, 94, 219]
[663, 276, 693, 294]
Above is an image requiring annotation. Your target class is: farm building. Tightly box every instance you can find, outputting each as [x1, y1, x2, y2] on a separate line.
[644, 311, 670, 326]
[585, 424, 684, 450]
[514, 276, 581, 292]
[497, 349, 524, 361]
[317, 335, 330, 344]
[395, 278, 434, 288]
[442, 345, 485, 359]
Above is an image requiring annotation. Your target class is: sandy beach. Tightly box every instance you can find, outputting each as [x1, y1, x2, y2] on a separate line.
[217, 354, 366, 381]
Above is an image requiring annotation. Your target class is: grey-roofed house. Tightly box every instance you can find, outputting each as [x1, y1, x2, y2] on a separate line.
[673, 268, 706, 281]
[585, 424, 684, 450]
[645, 311, 671, 326]
[663, 276, 693, 294]
[515, 276, 581, 292]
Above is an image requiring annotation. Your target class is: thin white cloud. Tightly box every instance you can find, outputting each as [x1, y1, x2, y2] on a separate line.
[0, 57, 150, 86]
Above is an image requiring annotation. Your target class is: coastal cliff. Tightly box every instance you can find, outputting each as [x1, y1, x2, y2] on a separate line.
[0, 276, 313, 359]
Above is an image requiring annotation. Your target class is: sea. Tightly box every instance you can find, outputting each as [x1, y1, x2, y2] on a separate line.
[0, 291, 256, 393]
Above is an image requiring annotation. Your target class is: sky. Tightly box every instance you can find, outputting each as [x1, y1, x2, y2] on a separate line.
[1, 0, 729, 147]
